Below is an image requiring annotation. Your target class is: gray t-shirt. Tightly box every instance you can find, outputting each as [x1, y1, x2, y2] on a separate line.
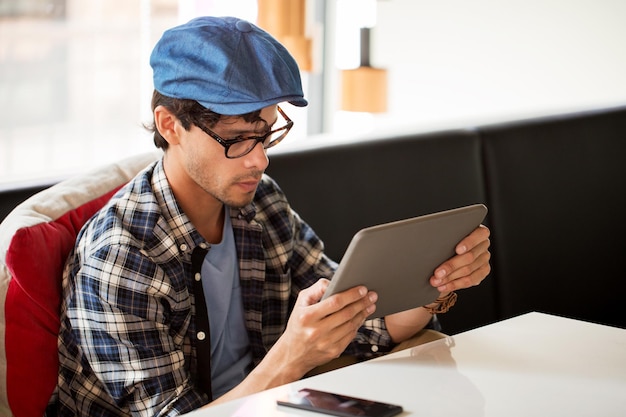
[201, 210, 252, 399]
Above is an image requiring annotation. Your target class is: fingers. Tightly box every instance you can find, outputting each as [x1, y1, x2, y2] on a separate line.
[284, 282, 378, 367]
[322, 288, 378, 334]
[455, 224, 490, 255]
[318, 290, 377, 358]
[293, 280, 377, 337]
[432, 225, 492, 292]
[434, 250, 491, 292]
[324, 284, 377, 326]
[296, 278, 330, 306]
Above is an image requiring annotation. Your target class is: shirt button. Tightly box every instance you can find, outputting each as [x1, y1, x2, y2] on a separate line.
[197, 331, 206, 341]
[199, 242, 208, 249]
[180, 244, 188, 252]
[371, 345, 379, 353]
[195, 273, 201, 282]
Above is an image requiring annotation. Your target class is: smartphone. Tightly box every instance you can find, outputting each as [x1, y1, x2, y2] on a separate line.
[276, 388, 403, 417]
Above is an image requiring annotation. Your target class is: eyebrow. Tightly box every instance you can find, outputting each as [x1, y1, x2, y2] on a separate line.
[219, 115, 279, 136]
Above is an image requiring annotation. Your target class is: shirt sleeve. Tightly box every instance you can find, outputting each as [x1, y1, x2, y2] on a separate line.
[62, 242, 206, 416]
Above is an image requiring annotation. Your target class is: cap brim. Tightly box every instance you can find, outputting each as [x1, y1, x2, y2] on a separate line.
[288, 97, 308, 107]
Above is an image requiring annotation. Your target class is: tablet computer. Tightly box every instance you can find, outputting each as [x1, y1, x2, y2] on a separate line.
[321, 204, 488, 318]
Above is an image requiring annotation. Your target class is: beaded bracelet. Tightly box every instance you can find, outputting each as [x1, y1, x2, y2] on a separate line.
[423, 291, 458, 314]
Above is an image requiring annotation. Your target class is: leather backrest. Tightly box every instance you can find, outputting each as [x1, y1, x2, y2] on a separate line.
[480, 106, 626, 328]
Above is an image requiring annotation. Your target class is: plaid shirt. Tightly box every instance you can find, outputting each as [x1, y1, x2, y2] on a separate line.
[55, 159, 393, 417]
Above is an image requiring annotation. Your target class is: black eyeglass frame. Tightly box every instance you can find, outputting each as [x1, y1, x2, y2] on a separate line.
[195, 106, 293, 159]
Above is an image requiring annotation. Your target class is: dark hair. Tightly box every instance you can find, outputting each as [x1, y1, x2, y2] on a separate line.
[145, 90, 263, 150]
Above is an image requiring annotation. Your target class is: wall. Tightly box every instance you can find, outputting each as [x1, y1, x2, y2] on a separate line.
[324, 0, 626, 136]
[2, 0, 626, 186]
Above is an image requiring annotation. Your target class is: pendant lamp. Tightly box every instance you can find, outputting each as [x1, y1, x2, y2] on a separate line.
[257, 0, 312, 71]
[341, 27, 388, 113]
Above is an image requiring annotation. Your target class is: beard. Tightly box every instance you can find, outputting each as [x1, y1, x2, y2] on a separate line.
[181, 146, 265, 209]
[200, 171, 263, 209]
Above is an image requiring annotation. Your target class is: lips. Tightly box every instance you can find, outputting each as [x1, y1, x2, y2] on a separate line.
[236, 178, 261, 193]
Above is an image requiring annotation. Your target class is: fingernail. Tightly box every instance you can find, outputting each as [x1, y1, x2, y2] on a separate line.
[436, 269, 446, 279]
[359, 287, 367, 296]
[369, 292, 378, 302]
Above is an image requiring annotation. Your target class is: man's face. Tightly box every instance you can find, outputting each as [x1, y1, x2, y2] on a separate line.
[173, 105, 278, 209]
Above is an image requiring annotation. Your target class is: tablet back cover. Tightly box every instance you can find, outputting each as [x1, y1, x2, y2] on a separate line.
[322, 204, 487, 318]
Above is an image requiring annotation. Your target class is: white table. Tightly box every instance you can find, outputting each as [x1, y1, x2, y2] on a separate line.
[184, 312, 626, 416]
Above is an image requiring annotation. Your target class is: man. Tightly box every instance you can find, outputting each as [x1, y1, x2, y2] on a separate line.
[54, 16, 491, 416]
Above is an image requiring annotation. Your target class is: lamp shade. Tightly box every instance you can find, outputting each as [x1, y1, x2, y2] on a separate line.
[341, 66, 388, 113]
[340, 27, 388, 113]
[257, 0, 312, 71]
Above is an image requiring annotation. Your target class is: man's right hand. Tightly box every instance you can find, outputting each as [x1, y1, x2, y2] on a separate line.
[278, 278, 378, 374]
[209, 279, 377, 406]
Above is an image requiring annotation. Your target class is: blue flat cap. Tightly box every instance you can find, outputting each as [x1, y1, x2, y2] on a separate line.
[150, 16, 308, 115]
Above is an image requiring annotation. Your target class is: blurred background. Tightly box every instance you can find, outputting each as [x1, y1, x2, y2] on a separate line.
[1, 0, 625, 186]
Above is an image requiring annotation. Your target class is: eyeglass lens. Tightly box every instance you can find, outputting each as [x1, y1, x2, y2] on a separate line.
[226, 128, 288, 158]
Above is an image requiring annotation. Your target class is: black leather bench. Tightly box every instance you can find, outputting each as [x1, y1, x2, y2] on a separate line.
[3, 106, 625, 333]
[479, 107, 626, 328]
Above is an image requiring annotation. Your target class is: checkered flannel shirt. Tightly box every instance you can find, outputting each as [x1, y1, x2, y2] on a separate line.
[53, 159, 393, 417]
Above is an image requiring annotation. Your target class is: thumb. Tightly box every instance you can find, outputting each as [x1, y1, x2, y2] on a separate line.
[297, 278, 330, 306]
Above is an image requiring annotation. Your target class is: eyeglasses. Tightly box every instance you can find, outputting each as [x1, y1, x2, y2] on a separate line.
[195, 106, 293, 159]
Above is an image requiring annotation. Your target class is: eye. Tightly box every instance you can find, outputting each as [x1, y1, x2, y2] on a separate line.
[225, 135, 247, 143]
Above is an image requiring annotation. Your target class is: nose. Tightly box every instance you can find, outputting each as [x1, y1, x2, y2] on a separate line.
[243, 140, 269, 170]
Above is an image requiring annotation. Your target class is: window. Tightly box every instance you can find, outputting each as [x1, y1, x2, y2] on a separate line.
[0, 0, 308, 186]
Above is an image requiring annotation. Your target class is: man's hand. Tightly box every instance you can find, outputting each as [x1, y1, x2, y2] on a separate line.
[209, 279, 377, 406]
[386, 224, 491, 343]
[278, 279, 377, 373]
[431, 224, 491, 292]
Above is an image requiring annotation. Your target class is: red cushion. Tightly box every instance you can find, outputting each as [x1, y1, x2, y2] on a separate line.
[4, 187, 120, 417]
[0, 151, 158, 417]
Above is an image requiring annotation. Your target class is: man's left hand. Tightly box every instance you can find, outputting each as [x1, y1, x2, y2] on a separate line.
[431, 224, 491, 292]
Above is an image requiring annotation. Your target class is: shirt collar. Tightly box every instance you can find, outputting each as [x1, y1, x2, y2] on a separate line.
[151, 158, 207, 257]
[150, 158, 258, 256]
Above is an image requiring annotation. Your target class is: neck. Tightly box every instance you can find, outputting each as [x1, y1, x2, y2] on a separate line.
[163, 157, 225, 244]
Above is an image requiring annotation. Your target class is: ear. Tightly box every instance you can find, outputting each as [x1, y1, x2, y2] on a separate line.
[154, 105, 181, 146]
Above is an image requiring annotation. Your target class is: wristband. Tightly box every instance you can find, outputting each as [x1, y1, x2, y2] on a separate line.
[423, 291, 458, 314]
